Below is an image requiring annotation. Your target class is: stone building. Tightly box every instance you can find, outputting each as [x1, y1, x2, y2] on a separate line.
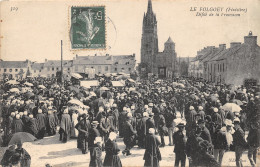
[0, 60, 32, 80]
[31, 63, 44, 77]
[190, 31, 260, 86]
[139, 0, 178, 79]
[73, 54, 136, 76]
[42, 59, 73, 78]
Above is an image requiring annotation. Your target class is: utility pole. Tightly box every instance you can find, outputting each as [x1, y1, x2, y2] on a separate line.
[61, 40, 64, 87]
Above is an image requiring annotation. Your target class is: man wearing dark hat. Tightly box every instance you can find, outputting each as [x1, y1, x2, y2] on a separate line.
[76, 113, 91, 154]
[198, 119, 212, 144]
[145, 113, 155, 135]
[247, 122, 260, 167]
[122, 114, 137, 156]
[213, 125, 228, 166]
[88, 121, 101, 149]
[186, 127, 204, 167]
[173, 123, 186, 167]
[233, 118, 247, 167]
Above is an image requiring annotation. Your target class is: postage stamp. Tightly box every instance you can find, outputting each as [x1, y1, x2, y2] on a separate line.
[70, 6, 106, 49]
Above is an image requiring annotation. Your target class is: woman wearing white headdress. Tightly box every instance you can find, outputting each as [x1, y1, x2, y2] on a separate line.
[70, 110, 79, 138]
[103, 132, 122, 167]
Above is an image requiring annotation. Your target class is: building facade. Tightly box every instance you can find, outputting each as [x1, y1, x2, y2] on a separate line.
[139, 0, 179, 79]
[189, 31, 260, 86]
[0, 60, 32, 80]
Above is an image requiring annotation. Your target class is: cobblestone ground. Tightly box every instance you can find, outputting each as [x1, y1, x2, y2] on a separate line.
[1, 133, 255, 167]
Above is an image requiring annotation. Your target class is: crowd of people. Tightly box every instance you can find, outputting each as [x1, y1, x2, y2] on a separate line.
[0, 75, 259, 167]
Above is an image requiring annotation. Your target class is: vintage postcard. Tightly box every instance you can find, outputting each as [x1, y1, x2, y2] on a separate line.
[0, 0, 259, 167]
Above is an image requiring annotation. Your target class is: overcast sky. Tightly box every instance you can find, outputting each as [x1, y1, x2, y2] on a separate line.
[1, 0, 260, 63]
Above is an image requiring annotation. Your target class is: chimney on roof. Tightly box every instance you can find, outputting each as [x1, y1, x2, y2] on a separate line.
[95, 54, 97, 56]
[244, 31, 257, 47]
[219, 44, 226, 50]
[45, 59, 47, 62]
[230, 42, 241, 48]
[133, 53, 135, 57]
[106, 54, 109, 56]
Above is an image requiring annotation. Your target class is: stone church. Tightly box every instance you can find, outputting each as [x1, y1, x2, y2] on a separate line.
[139, 0, 178, 79]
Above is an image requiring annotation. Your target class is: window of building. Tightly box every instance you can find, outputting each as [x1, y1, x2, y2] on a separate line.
[48, 67, 50, 71]
[105, 66, 108, 71]
[223, 63, 225, 72]
[56, 67, 59, 71]
[15, 69, 18, 72]
[34, 70, 36, 73]
[91, 67, 94, 69]
[15, 74, 18, 78]
[4, 69, 6, 72]
[52, 74, 55, 78]
[9, 69, 12, 72]
[68, 68, 70, 71]
[52, 67, 54, 71]
[115, 62, 118, 65]
[115, 68, 117, 71]
[121, 68, 124, 71]
[128, 68, 131, 71]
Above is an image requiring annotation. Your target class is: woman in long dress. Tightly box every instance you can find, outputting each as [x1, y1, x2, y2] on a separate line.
[143, 128, 161, 167]
[103, 132, 122, 167]
[70, 111, 79, 138]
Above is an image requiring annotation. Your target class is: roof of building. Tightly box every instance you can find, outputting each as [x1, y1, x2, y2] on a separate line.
[214, 44, 244, 61]
[31, 63, 44, 70]
[0, 61, 29, 68]
[165, 37, 174, 44]
[112, 55, 135, 61]
[74, 56, 113, 65]
[44, 60, 73, 67]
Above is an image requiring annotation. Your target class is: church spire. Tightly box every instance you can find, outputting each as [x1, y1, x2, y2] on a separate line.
[147, 0, 153, 14]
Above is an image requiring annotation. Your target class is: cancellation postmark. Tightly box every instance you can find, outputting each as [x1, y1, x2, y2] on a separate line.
[70, 6, 106, 49]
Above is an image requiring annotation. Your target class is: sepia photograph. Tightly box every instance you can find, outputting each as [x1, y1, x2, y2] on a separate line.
[0, 0, 259, 166]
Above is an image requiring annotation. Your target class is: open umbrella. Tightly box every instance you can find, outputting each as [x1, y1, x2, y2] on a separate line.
[68, 99, 84, 107]
[99, 87, 109, 91]
[223, 103, 242, 113]
[24, 82, 33, 87]
[9, 88, 20, 93]
[231, 99, 243, 106]
[127, 78, 135, 83]
[178, 83, 185, 88]
[6, 80, 19, 85]
[8, 132, 37, 145]
[38, 85, 46, 89]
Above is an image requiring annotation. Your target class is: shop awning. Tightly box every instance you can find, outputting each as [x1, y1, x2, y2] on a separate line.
[80, 80, 99, 88]
[112, 81, 125, 87]
[71, 73, 83, 79]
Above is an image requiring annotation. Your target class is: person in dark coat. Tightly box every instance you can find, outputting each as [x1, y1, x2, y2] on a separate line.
[118, 107, 127, 137]
[103, 132, 122, 167]
[186, 106, 197, 135]
[27, 114, 38, 137]
[89, 137, 103, 167]
[1, 144, 16, 167]
[197, 140, 220, 167]
[143, 128, 161, 167]
[173, 123, 186, 167]
[76, 113, 91, 154]
[21, 111, 30, 133]
[12, 114, 24, 133]
[164, 107, 175, 146]
[247, 122, 260, 167]
[46, 110, 56, 136]
[139, 112, 149, 148]
[198, 119, 212, 144]
[233, 118, 247, 167]
[211, 108, 222, 127]
[59, 109, 72, 143]
[100, 112, 112, 147]
[157, 111, 166, 147]
[146, 113, 155, 135]
[122, 114, 137, 156]
[88, 121, 101, 149]
[36, 109, 46, 139]
[213, 125, 228, 166]
[186, 127, 204, 167]
[15, 141, 31, 167]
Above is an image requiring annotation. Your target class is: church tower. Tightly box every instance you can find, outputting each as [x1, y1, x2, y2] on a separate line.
[141, 0, 158, 74]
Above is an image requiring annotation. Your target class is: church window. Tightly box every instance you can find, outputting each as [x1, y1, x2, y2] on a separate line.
[52, 67, 54, 71]
[9, 69, 12, 72]
[115, 68, 117, 71]
[15, 69, 18, 72]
